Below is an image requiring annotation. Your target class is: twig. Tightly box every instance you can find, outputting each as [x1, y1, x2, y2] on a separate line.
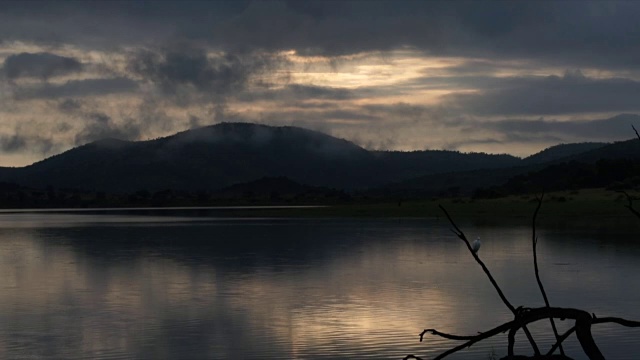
[633, 124, 640, 141]
[547, 326, 576, 356]
[438, 204, 540, 355]
[419, 329, 476, 341]
[532, 193, 565, 355]
[423, 321, 515, 360]
[617, 190, 640, 219]
[402, 355, 423, 360]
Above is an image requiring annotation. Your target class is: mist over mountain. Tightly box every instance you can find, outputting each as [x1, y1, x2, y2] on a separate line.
[0, 123, 518, 193]
[0, 122, 637, 198]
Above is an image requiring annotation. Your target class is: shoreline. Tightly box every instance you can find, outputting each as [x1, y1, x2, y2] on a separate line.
[0, 188, 636, 221]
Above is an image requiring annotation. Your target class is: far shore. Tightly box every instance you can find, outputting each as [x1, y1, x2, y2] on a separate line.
[1, 189, 638, 225]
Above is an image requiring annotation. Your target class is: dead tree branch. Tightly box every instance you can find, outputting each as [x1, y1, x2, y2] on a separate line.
[531, 194, 564, 356]
[438, 204, 540, 355]
[406, 206, 640, 360]
[617, 190, 640, 219]
[419, 329, 476, 341]
[413, 307, 640, 360]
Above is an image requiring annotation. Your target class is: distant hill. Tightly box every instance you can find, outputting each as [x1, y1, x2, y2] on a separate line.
[477, 139, 640, 196]
[0, 122, 520, 193]
[379, 139, 640, 198]
[1, 121, 639, 198]
[522, 142, 607, 165]
[372, 150, 520, 180]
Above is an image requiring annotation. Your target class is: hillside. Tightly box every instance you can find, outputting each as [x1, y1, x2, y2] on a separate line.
[1, 122, 638, 198]
[0, 122, 520, 193]
[379, 139, 640, 198]
[522, 142, 607, 165]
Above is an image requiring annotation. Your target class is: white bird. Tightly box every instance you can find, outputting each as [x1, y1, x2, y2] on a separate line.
[471, 236, 481, 253]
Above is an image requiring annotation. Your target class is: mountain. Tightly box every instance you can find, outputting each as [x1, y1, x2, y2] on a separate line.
[380, 139, 640, 198]
[372, 150, 520, 180]
[1, 122, 638, 197]
[0, 122, 519, 193]
[3, 123, 377, 192]
[480, 139, 640, 195]
[522, 142, 607, 165]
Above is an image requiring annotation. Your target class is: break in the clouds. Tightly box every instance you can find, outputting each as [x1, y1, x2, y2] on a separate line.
[2, 1, 640, 165]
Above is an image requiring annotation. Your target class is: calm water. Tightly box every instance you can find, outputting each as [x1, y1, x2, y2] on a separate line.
[0, 209, 639, 359]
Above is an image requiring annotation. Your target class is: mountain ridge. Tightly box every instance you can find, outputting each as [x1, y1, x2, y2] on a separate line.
[0, 121, 637, 197]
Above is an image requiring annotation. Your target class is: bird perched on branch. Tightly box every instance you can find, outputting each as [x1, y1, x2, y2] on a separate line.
[472, 237, 481, 253]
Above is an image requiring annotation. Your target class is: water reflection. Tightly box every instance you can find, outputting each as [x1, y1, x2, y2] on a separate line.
[0, 213, 638, 359]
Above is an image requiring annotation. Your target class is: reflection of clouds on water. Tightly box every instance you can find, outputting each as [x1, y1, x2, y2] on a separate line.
[0, 216, 638, 359]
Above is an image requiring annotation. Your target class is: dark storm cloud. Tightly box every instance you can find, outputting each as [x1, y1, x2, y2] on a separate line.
[74, 112, 141, 145]
[57, 98, 83, 112]
[0, 133, 54, 153]
[484, 114, 640, 141]
[445, 71, 640, 116]
[3, 52, 82, 80]
[2, 2, 640, 69]
[13, 77, 138, 100]
[128, 46, 283, 97]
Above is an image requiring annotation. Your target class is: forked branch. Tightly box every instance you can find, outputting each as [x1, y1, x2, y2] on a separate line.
[410, 307, 640, 360]
[406, 204, 640, 360]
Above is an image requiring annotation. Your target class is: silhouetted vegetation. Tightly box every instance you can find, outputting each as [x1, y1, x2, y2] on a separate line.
[0, 177, 351, 209]
[403, 198, 640, 360]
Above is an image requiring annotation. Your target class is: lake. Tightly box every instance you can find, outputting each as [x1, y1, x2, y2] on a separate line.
[0, 208, 639, 359]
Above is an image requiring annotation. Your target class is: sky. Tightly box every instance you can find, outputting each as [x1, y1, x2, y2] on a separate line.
[2, 0, 640, 166]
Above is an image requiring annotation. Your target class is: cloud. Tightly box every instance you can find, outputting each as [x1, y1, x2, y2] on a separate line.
[13, 77, 138, 99]
[74, 112, 141, 145]
[444, 71, 640, 116]
[128, 46, 284, 98]
[0, 2, 638, 69]
[57, 98, 83, 112]
[0, 133, 54, 153]
[3, 52, 82, 80]
[483, 114, 640, 141]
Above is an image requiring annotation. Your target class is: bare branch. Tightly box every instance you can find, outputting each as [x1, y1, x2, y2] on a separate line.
[617, 190, 640, 219]
[593, 316, 640, 327]
[532, 193, 565, 355]
[419, 329, 477, 342]
[438, 204, 540, 355]
[427, 321, 515, 360]
[547, 326, 576, 356]
[402, 355, 424, 360]
[633, 124, 640, 141]
[438, 205, 515, 312]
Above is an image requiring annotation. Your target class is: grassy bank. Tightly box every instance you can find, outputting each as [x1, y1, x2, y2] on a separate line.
[256, 188, 638, 221]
